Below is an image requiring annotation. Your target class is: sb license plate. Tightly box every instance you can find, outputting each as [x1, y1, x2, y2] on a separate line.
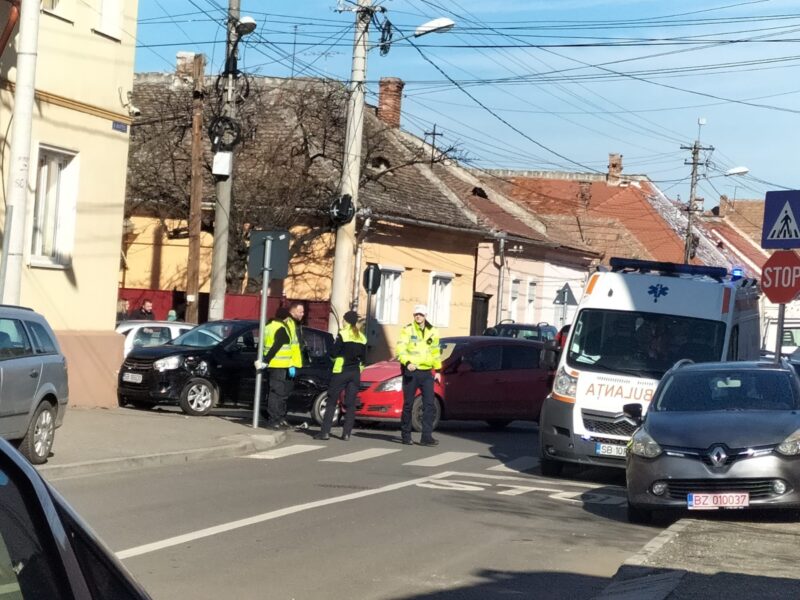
[122, 372, 143, 384]
[595, 442, 627, 457]
[688, 492, 749, 510]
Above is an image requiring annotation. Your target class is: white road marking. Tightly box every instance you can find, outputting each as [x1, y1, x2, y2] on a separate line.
[487, 456, 540, 473]
[445, 471, 625, 491]
[320, 448, 402, 463]
[403, 452, 477, 468]
[116, 471, 457, 560]
[245, 445, 323, 460]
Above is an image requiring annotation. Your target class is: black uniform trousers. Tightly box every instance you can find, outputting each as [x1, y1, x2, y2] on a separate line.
[401, 368, 435, 440]
[321, 368, 360, 436]
[267, 368, 294, 423]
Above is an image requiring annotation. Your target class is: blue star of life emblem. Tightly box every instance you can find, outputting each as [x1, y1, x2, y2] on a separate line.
[648, 284, 669, 303]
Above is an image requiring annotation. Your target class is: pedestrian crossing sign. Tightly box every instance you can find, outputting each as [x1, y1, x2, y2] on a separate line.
[762, 190, 800, 249]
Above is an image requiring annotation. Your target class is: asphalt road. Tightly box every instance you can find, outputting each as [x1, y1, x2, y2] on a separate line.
[51, 421, 661, 599]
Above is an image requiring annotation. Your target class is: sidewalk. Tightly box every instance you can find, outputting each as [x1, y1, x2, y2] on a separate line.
[597, 516, 800, 599]
[37, 406, 285, 480]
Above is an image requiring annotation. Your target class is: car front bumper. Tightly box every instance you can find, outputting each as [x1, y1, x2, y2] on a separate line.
[354, 388, 403, 422]
[117, 369, 191, 404]
[627, 453, 800, 510]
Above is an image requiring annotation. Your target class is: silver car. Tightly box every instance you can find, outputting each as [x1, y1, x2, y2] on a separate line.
[626, 360, 800, 523]
[0, 306, 68, 464]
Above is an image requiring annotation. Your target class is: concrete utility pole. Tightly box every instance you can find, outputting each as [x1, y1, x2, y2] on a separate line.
[208, 0, 241, 321]
[186, 53, 206, 324]
[681, 132, 713, 264]
[1, 0, 40, 304]
[328, 0, 372, 332]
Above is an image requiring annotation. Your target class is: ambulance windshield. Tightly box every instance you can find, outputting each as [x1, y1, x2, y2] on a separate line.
[566, 309, 726, 378]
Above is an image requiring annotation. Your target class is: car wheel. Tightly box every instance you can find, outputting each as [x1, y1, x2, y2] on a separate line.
[311, 391, 340, 427]
[539, 455, 564, 477]
[486, 419, 512, 430]
[411, 396, 442, 433]
[626, 502, 653, 525]
[179, 378, 218, 416]
[19, 401, 56, 465]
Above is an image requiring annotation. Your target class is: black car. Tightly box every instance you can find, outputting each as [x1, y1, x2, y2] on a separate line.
[483, 321, 558, 342]
[117, 320, 334, 421]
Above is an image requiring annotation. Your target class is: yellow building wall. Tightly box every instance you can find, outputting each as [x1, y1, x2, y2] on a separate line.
[122, 217, 214, 292]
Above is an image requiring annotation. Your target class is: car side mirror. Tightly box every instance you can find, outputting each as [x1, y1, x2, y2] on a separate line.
[483, 327, 497, 337]
[541, 341, 560, 370]
[457, 360, 473, 373]
[623, 403, 644, 426]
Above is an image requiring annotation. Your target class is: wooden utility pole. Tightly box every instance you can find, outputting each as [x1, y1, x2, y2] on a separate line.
[186, 53, 206, 323]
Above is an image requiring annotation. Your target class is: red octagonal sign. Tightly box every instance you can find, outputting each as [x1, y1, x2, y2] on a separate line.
[762, 250, 800, 304]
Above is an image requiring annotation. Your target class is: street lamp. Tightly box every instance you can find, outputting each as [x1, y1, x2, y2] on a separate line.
[724, 166, 749, 208]
[327, 0, 455, 332]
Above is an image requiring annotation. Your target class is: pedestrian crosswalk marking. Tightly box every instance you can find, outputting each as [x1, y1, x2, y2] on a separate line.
[247, 445, 323, 460]
[402, 452, 477, 468]
[767, 201, 800, 240]
[487, 456, 540, 473]
[320, 448, 402, 463]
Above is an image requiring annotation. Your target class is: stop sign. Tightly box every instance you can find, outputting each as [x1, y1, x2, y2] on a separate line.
[761, 250, 800, 304]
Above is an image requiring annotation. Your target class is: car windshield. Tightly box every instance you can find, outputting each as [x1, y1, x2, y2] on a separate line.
[169, 322, 235, 348]
[494, 325, 555, 341]
[653, 369, 800, 412]
[566, 309, 726, 378]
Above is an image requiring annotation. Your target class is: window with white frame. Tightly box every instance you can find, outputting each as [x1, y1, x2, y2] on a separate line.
[428, 273, 453, 327]
[375, 269, 402, 324]
[525, 280, 537, 322]
[31, 147, 78, 267]
[509, 278, 521, 320]
[98, 0, 122, 38]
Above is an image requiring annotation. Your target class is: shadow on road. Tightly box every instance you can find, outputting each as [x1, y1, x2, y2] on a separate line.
[390, 569, 608, 599]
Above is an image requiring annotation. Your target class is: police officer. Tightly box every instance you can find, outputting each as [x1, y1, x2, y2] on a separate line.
[396, 304, 442, 446]
[315, 311, 366, 441]
[261, 302, 304, 430]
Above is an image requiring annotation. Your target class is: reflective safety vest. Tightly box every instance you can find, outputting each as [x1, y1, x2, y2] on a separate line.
[285, 318, 303, 368]
[396, 321, 442, 370]
[264, 318, 303, 369]
[332, 327, 367, 374]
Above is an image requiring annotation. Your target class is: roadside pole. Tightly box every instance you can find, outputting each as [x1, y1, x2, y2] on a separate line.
[186, 53, 206, 324]
[775, 303, 785, 364]
[253, 235, 272, 428]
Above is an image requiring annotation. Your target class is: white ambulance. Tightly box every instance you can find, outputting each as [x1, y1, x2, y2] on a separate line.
[539, 258, 760, 475]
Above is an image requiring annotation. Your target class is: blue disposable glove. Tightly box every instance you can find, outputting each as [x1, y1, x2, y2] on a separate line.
[288, 366, 296, 378]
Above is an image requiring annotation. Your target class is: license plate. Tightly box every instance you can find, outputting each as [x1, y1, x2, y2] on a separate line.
[122, 372, 143, 384]
[595, 442, 627, 457]
[687, 492, 750, 510]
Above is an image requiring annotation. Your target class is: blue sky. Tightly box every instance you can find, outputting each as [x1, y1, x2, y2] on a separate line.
[135, 0, 800, 208]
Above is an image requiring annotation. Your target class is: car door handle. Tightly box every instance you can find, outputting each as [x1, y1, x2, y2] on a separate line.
[29, 370, 39, 378]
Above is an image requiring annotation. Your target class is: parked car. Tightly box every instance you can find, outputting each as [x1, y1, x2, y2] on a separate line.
[0, 437, 152, 597]
[116, 320, 194, 357]
[117, 320, 334, 419]
[0, 305, 68, 464]
[483, 321, 558, 342]
[625, 360, 800, 524]
[354, 337, 552, 431]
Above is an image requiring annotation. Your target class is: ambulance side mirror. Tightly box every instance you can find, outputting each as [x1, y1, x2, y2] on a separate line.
[541, 341, 560, 371]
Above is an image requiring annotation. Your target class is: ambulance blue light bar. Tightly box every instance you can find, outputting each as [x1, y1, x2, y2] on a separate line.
[609, 257, 728, 280]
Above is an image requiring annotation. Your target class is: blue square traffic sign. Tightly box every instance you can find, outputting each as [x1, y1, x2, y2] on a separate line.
[762, 190, 800, 249]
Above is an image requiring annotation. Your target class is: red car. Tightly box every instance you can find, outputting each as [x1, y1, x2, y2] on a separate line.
[355, 336, 552, 431]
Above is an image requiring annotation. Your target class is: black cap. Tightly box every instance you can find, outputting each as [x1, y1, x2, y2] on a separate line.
[343, 311, 359, 326]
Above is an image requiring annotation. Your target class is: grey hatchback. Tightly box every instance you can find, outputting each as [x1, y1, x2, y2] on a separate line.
[626, 360, 800, 523]
[0, 306, 68, 464]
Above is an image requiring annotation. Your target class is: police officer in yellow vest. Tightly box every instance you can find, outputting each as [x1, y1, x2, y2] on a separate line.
[262, 302, 305, 430]
[396, 304, 442, 446]
[315, 311, 366, 441]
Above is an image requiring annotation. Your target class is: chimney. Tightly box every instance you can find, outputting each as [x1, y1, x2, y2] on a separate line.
[377, 77, 405, 128]
[176, 52, 196, 79]
[607, 153, 623, 186]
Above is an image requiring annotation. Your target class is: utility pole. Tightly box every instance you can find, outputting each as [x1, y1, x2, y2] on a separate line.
[328, 0, 372, 332]
[1, 0, 40, 303]
[186, 53, 206, 324]
[208, 0, 240, 321]
[681, 135, 714, 264]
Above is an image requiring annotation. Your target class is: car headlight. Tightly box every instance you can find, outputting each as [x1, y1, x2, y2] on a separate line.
[375, 375, 402, 393]
[153, 355, 183, 372]
[630, 428, 662, 458]
[553, 367, 577, 398]
[777, 429, 800, 456]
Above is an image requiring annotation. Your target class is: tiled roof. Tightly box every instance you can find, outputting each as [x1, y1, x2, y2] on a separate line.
[720, 200, 764, 243]
[699, 218, 768, 277]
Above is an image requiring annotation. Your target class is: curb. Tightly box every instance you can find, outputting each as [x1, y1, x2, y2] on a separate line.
[36, 431, 286, 480]
[594, 519, 689, 599]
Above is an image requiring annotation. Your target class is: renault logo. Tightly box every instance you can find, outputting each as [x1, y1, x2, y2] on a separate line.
[709, 446, 728, 467]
